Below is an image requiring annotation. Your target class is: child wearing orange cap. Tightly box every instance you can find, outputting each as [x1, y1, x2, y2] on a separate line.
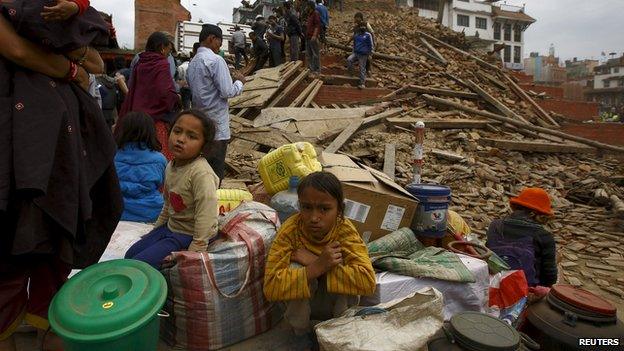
[486, 188, 557, 287]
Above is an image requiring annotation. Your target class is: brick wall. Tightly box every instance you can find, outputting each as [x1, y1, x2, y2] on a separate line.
[537, 99, 599, 121]
[519, 84, 564, 99]
[561, 122, 624, 146]
[510, 71, 533, 84]
[135, 0, 190, 50]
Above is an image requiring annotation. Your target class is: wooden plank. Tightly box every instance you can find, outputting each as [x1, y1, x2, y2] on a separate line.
[319, 74, 377, 87]
[464, 79, 530, 124]
[419, 37, 448, 66]
[421, 94, 624, 153]
[323, 107, 403, 152]
[406, 42, 445, 66]
[310, 101, 321, 108]
[266, 68, 310, 108]
[290, 79, 320, 107]
[230, 94, 261, 108]
[324, 120, 363, 153]
[383, 143, 396, 181]
[406, 85, 478, 99]
[476, 71, 508, 91]
[502, 73, 560, 127]
[254, 107, 368, 127]
[386, 118, 497, 129]
[478, 138, 596, 153]
[301, 81, 323, 107]
[431, 149, 465, 162]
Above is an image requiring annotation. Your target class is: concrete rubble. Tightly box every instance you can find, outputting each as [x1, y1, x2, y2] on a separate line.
[223, 0, 624, 311]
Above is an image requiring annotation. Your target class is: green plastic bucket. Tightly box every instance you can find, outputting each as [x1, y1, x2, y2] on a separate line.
[49, 259, 167, 351]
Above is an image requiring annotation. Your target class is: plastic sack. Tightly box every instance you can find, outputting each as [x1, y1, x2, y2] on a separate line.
[315, 287, 444, 351]
[488, 270, 529, 327]
[161, 202, 283, 350]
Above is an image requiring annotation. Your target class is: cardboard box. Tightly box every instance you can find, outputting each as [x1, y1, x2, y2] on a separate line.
[320, 152, 418, 242]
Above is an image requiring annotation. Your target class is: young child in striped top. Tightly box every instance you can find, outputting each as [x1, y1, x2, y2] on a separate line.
[263, 172, 375, 339]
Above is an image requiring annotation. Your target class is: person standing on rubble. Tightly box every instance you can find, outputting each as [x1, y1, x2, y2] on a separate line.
[249, 31, 270, 72]
[346, 13, 375, 74]
[315, 0, 329, 45]
[187, 24, 245, 182]
[266, 15, 285, 67]
[347, 25, 373, 89]
[264, 172, 375, 347]
[284, 1, 303, 61]
[485, 188, 557, 288]
[304, 1, 322, 76]
[232, 25, 248, 70]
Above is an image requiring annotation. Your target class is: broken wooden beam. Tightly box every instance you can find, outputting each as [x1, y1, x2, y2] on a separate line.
[266, 68, 310, 108]
[478, 138, 596, 154]
[319, 74, 377, 87]
[230, 94, 261, 108]
[301, 80, 323, 107]
[386, 118, 497, 129]
[431, 149, 465, 162]
[322, 108, 403, 151]
[464, 79, 530, 124]
[415, 30, 501, 72]
[407, 85, 479, 99]
[421, 94, 624, 153]
[419, 37, 448, 66]
[383, 143, 396, 181]
[501, 73, 560, 127]
[290, 78, 320, 107]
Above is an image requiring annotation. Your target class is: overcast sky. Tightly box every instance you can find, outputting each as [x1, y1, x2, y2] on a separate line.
[92, 0, 623, 61]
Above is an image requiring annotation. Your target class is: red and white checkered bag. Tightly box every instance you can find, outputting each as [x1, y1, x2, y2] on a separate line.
[161, 202, 282, 350]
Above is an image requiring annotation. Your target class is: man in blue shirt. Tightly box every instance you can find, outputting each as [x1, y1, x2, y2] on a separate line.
[266, 15, 285, 67]
[347, 25, 373, 89]
[187, 24, 246, 181]
[315, 0, 329, 43]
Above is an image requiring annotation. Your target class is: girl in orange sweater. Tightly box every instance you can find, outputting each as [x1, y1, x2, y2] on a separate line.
[264, 172, 376, 340]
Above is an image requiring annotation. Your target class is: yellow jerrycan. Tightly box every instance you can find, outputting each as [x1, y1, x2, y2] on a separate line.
[258, 142, 322, 195]
[216, 189, 253, 215]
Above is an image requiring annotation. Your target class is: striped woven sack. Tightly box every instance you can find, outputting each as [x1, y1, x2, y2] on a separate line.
[161, 202, 283, 350]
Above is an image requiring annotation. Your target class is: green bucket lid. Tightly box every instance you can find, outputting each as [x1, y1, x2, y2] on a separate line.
[450, 312, 520, 351]
[49, 259, 167, 343]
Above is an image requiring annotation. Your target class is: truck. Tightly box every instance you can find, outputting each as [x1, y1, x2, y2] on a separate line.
[174, 21, 252, 56]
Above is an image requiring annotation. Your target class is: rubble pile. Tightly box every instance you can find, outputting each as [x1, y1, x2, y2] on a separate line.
[225, 0, 624, 306]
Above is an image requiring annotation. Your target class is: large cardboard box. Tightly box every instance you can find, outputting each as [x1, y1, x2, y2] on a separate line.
[321, 152, 418, 242]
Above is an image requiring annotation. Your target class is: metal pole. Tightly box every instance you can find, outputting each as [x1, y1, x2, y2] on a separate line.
[412, 121, 425, 184]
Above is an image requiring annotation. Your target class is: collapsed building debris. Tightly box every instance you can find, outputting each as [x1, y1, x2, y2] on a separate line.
[224, 1, 624, 310]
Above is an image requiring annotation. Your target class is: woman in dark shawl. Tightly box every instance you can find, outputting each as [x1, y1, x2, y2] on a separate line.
[0, 6, 122, 350]
[118, 31, 181, 160]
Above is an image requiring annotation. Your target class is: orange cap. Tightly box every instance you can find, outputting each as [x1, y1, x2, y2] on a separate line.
[509, 187, 554, 216]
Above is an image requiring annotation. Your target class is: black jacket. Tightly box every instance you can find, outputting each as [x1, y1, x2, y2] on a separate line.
[486, 211, 558, 287]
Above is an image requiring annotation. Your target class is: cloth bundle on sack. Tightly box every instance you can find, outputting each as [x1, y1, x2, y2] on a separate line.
[367, 228, 475, 283]
[161, 202, 283, 350]
[489, 270, 529, 326]
[315, 287, 444, 351]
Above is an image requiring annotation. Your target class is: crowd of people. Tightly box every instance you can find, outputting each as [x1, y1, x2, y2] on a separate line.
[0, 0, 560, 350]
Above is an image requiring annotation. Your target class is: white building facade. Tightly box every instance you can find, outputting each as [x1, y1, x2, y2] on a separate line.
[403, 0, 535, 70]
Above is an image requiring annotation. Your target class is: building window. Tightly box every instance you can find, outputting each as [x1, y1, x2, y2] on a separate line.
[504, 45, 511, 63]
[514, 26, 521, 42]
[413, 0, 439, 11]
[457, 0, 469, 2]
[514, 46, 521, 64]
[619, 80, 624, 87]
[494, 23, 501, 40]
[615, 67, 620, 74]
[504, 23, 512, 41]
[604, 81, 610, 88]
[476, 17, 487, 29]
[457, 14, 469, 27]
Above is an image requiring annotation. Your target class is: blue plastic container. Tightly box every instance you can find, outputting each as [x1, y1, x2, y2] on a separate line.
[406, 183, 452, 238]
[270, 176, 300, 224]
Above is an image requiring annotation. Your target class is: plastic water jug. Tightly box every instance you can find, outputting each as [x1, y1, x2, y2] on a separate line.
[217, 189, 253, 215]
[270, 176, 300, 223]
[258, 142, 322, 195]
